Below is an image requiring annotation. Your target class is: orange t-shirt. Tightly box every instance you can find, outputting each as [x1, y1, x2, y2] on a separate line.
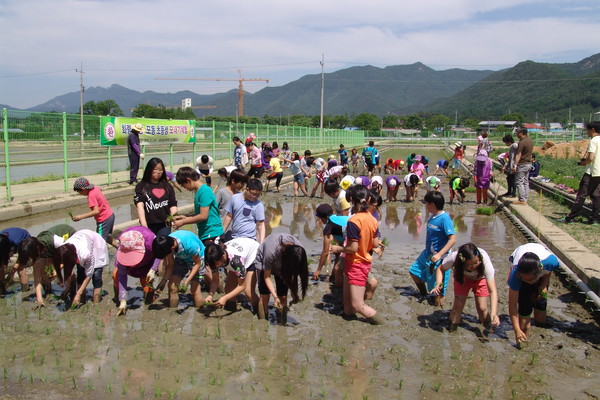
[345, 211, 379, 265]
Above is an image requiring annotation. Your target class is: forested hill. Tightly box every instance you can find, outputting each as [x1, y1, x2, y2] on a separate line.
[22, 63, 493, 117]
[428, 53, 600, 121]
[243, 63, 493, 116]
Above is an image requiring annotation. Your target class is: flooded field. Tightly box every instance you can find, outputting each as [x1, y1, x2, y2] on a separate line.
[1, 149, 599, 399]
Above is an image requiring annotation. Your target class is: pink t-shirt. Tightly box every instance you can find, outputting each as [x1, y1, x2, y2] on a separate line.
[87, 186, 113, 223]
[410, 163, 425, 179]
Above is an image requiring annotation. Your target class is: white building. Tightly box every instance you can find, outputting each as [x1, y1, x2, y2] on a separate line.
[181, 98, 192, 109]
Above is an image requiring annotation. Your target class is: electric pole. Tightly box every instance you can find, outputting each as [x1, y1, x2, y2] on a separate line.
[319, 54, 325, 143]
[76, 62, 85, 148]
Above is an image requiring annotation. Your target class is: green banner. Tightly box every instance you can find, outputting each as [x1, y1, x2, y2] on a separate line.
[100, 117, 197, 146]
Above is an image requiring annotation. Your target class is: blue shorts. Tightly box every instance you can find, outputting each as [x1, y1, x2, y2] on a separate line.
[408, 250, 451, 295]
[294, 174, 305, 185]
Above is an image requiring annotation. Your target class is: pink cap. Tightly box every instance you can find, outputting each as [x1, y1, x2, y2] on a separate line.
[116, 230, 146, 267]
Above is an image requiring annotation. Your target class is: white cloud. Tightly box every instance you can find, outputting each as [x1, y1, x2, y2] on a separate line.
[1, 0, 598, 108]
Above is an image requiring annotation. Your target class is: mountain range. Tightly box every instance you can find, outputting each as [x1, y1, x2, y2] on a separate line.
[4, 53, 600, 121]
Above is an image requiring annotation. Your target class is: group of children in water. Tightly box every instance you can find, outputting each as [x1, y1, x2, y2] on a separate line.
[0, 138, 559, 347]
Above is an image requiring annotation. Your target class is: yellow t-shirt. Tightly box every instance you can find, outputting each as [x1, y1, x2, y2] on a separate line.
[270, 157, 283, 173]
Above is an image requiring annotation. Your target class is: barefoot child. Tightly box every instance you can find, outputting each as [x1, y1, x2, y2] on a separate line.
[173, 167, 224, 245]
[330, 185, 382, 324]
[385, 175, 400, 202]
[403, 173, 420, 202]
[430, 243, 499, 332]
[113, 226, 161, 315]
[15, 224, 76, 306]
[507, 243, 560, 349]
[312, 204, 349, 286]
[152, 230, 210, 309]
[71, 177, 116, 247]
[408, 191, 456, 307]
[448, 176, 470, 204]
[254, 233, 309, 324]
[283, 152, 309, 197]
[204, 237, 260, 311]
[0, 228, 31, 293]
[53, 229, 109, 306]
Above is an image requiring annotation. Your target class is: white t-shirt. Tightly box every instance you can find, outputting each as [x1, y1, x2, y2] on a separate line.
[509, 243, 553, 267]
[586, 135, 600, 177]
[225, 237, 260, 271]
[196, 156, 214, 173]
[64, 229, 108, 278]
[442, 247, 494, 281]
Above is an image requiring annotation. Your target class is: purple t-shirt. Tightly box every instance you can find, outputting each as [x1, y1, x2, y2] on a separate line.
[115, 226, 160, 301]
[385, 175, 400, 188]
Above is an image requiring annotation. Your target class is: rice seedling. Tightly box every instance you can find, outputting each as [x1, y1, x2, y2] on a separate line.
[476, 206, 494, 215]
[121, 384, 127, 396]
[433, 382, 442, 392]
[139, 386, 146, 397]
[87, 380, 94, 391]
[154, 386, 162, 398]
[338, 355, 346, 366]
[168, 389, 176, 400]
[529, 352, 538, 366]
[394, 358, 401, 371]
[29, 372, 33, 384]
[3, 367, 7, 380]
[71, 377, 78, 389]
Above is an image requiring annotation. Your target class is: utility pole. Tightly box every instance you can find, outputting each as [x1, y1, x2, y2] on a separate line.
[319, 54, 325, 141]
[76, 62, 85, 148]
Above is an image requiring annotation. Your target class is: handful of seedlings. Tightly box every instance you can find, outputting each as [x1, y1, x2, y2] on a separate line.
[381, 237, 390, 247]
[179, 283, 188, 293]
[476, 206, 494, 215]
[165, 213, 181, 230]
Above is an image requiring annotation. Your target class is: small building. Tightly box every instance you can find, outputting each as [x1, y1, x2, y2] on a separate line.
[478, 121, 517, 134]
[181, 98, 192, 109]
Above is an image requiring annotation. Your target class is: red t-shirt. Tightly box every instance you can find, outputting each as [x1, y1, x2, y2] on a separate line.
[87, 186, 113, 223]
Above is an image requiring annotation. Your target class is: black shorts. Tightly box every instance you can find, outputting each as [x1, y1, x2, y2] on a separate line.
[256, 269, 288, 297]
[518, 280, 547, 317]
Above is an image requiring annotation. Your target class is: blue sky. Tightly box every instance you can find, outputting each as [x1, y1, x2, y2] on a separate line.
[1, 0, 599, 109]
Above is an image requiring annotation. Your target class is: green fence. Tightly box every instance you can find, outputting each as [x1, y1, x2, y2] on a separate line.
[1, 109, 365, 201]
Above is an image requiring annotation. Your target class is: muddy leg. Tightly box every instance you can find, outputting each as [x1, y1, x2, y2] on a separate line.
[364, 277, 378, 300]
[410, 273, 428, 297]
[168, 276, 181, 308]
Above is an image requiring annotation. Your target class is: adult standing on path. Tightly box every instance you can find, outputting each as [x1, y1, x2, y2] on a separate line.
[559, 121, 600, 224]
[128, 123, 145, 184]
[512, 128, 533, 205]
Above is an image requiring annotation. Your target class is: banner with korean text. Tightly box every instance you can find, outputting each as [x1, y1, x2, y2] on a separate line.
[100, 117, 196, 146]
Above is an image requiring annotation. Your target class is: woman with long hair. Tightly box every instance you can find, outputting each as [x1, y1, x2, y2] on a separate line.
[134, 157, 178, 236]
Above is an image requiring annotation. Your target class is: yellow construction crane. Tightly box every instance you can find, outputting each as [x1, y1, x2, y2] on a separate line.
[155, 69, 269, 117]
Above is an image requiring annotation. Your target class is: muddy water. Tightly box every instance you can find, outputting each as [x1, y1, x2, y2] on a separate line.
[1, 161, 600, 399]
